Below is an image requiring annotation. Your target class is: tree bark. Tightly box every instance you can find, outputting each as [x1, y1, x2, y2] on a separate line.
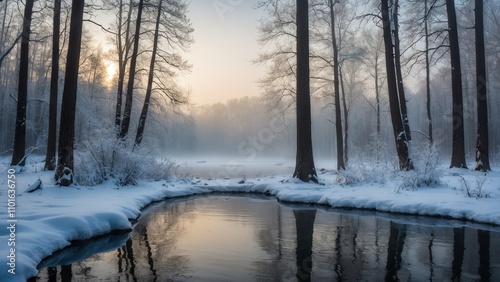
[474, 0, 490, 171]
[134, 0, 163, 149]
[293, 0, 317, 183]
[45, 0, 61, 171]
[381, 0, 413, 170]
[10, 0, 34, 167]
[446, 0, 467, 169]
[55, 0, 85, 186]
[119, 0, 144, 140]
[329, 0, 345, 170]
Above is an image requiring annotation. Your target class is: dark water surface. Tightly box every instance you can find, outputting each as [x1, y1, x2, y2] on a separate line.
[35, 195, 500, 281]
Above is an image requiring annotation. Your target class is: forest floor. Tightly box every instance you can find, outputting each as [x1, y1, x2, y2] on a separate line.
[1, 156, 500, 281]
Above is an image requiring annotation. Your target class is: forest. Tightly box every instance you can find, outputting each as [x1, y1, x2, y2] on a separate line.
[1, 0, 499, 185]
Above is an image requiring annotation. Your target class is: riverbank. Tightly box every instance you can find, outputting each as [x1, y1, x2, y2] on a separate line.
[1, 158, 499, 281]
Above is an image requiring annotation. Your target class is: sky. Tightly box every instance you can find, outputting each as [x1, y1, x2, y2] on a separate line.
[179, 0, 266, 105]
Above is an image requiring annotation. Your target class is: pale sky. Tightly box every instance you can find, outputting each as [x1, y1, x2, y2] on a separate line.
[180, 0, 265, 105]
[94, 1, 266, 106]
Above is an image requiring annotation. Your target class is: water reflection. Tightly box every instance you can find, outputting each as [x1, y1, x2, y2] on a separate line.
[294, 209, 316, 281]
[35, 195, 500, 281]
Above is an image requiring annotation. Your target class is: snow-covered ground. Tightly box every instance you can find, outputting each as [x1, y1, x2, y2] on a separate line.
[1, 156, 500, 281]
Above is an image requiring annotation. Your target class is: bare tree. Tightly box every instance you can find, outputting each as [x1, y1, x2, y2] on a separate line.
[103, 0, 135, 135]
[45, 0, 61, 171]
[392, 0, 412, 146]
[255, 0, 298, 112]
[446, 0, 467, 169]
[55, 0, 85, 186]
[293, 0, 318, 182]
[10, 0, 34, 167]
[328, 0, 345, 170]
[119, 0, 144, 140]
[380, 0, 413, 170]
[0, 34, 20, 68]
[0, 0, 21, 68]
[424, 0, 433, 144]
[361, 30, 385, 138]
[474, 0, 490, 171]
[133, 0, 192, 149]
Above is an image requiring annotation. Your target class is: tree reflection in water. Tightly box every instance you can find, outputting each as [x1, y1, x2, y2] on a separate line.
[385, 222, 407, 281]
[33, 196, 500, 281]
[294, 209, 316, 281]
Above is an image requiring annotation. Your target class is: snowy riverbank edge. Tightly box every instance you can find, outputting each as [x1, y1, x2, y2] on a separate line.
[1, 167, 500, 281]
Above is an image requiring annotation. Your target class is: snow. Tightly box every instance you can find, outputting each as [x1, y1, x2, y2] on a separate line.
[1, 157, 500, 281]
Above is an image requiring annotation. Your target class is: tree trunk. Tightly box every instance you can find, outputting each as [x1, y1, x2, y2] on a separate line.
[424, 0, 433, 144]
[45, 0, 61, 171]
[134, 0, 163, 149]
[340, 65, 349, 166]
[328, 0, 345, 170]
[55, 0, 85, 186]
[381, 0, 413, 170]
[293, 0, 317, 183]
[446, 0, 467, 169]
[115, 0, 134, 136]
[10, 0, 34, 167]
[392, 0, 412, 145]
[474, 0, 490, 171]
[376, 71, 381, 137]
[119, 0, 144, 140]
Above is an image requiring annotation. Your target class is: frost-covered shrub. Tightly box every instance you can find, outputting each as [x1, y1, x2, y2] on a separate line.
[398, 143, 441, 191]
[74, 132, 174, 186]
[335, 163, 388, 185]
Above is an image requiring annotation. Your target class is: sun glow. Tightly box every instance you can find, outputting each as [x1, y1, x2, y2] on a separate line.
[105, 60, 117, 83]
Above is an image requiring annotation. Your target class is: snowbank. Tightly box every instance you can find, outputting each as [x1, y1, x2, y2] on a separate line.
[1, 160, 500, 281]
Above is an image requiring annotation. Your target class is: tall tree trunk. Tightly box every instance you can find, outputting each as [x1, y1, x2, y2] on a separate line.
[375, 71, 381, 137]
[381, 0, 413, 170]
[474, 0, 490, 171]
[293, 0, 317, 183]
[45, 0, 61, 171]
[392, 0, 412, 145]
[115, 0, 134, 136]
[339, 65, 349, 166]
[424, 0, 433, 144]
[55, 0, 85, 186]
[134, 0, 163, 149]
[446, 0, 467, 169]
[328, 0, 345, 170]
[10, 0, 34, 167]
[119, 0, 144, 140]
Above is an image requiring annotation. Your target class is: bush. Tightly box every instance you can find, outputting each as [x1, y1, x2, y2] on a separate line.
[397, 143, 441, 192]
[74, 132, 174, 186]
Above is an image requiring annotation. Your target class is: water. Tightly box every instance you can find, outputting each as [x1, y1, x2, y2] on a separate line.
[35, 195, 500, 281]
